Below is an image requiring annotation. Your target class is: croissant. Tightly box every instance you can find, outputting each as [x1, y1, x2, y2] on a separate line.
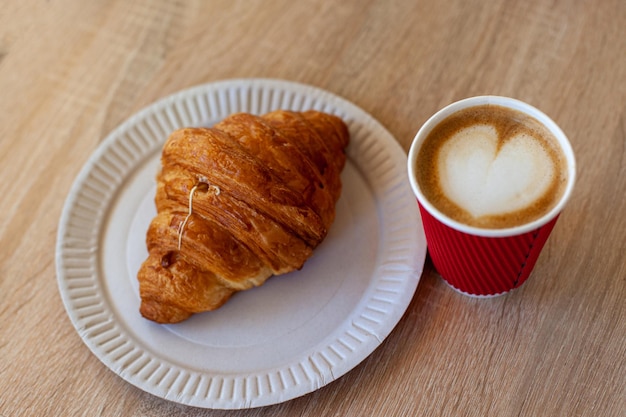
[137, 110, 350, 323]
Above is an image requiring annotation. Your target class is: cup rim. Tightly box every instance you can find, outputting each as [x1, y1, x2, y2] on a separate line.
[407, 95, 577, 238]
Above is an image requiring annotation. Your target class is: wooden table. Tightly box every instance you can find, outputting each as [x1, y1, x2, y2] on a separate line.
[1, 0, 624, 415]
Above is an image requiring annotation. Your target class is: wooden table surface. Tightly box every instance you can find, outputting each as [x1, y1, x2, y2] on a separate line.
[1, 0, 624, 415]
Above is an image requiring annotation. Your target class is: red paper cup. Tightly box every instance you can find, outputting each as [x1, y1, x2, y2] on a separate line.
[407, 96, 576, 297]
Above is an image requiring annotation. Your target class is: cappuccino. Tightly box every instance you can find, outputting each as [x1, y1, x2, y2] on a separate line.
[415, 104, 568, 229]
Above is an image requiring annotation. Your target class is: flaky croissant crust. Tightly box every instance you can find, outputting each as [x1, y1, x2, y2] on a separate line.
[137, 110, 349, 323]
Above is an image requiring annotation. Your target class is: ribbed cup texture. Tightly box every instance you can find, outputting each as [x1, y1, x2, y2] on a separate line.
[418, 202, 558, 296]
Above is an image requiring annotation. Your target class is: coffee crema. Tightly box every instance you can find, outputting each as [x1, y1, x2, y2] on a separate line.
[415, 105, 568, 229]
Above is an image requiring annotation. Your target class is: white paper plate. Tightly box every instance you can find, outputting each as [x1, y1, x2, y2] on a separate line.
[56, 79, 426, 409]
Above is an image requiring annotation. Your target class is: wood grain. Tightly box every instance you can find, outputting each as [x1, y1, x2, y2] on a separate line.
[1, 0, 624, 415]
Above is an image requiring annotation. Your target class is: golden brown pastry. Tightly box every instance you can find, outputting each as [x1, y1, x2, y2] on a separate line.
[138, 110, 350, 323]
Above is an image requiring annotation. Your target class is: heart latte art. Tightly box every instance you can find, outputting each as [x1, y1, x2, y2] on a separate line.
[439, 125, 554, 218]
[416, 105, 568, 229]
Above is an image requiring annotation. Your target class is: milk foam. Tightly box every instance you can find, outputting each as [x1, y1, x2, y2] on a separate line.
[438, 124, 555, 218]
